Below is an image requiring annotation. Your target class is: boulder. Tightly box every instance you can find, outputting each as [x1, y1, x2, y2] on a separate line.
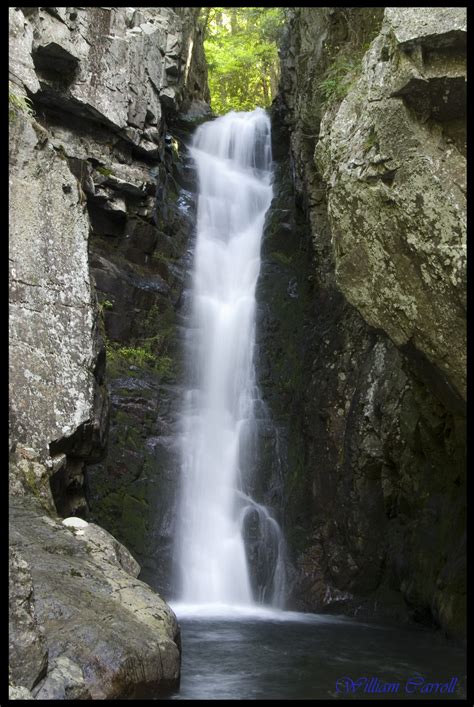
[32, 657, 91, 700]
[10, 496, 180, 699]
[9, 685, 35, 700]
[9, 547, 48, 691]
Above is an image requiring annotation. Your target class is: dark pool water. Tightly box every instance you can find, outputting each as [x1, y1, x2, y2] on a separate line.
[166, 605, 466, 700]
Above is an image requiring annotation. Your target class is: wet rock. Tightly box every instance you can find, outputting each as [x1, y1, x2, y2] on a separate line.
[85, 148, 199, 592]
[175, 99, 214, 128]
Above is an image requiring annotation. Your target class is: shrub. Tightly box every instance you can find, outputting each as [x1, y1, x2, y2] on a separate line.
[9, 82, 34, 121]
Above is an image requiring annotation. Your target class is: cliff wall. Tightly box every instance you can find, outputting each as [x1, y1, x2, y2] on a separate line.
[9, 6, 209, 697]
[264, 6, 466, 638]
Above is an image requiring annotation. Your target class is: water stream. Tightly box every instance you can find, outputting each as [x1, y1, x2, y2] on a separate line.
[174, 109, 285, 607]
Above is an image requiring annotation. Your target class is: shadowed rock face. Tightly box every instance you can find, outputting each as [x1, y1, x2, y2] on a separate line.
[81, 119, 202, 597]
[9, 6, 210, 697]
[265, 7, 465, 638]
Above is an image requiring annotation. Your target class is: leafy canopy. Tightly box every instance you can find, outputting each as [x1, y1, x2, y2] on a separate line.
[200, 7, 285, 115]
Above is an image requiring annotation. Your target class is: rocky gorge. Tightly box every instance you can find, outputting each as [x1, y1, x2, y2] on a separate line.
[9, 6, 466, 700]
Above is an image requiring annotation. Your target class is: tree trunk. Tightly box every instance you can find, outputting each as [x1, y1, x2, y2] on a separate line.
[230, 8, 238, 35]
[269, 60, 279, 99]
[261, 72, 270, 106]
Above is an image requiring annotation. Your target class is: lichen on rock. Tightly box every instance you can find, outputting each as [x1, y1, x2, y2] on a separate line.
[315, 6, 466, 400]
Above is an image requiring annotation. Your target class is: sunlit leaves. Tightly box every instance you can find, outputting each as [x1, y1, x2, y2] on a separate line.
[201, 7, 285, 115]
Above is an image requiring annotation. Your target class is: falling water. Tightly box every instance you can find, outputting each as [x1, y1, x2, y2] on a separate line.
[175, 109, 286, 608]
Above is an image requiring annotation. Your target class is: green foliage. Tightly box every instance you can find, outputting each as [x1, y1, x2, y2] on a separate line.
[105, 338, 175, 380]
[318, 10, 382, 108]
[96, 166, 114, 177]
[9, 82, 34, 121]
[318, 53, 363, 104]
[100, 299, 114, 311]
[363, 127, 378, 153]
[201, 7, 285, 114]
[110, 344, 156, 367]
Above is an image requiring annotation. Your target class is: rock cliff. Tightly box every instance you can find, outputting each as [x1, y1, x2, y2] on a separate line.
[9, 6, 209, 697]
[265, 6, 465, 638]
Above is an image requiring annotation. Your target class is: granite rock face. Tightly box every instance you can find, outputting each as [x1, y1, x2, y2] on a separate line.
[316, 6, 466, 401]
[9, 5, 209, 696]
[9, 101, 108, 506]
[269, 7, 466, 638]
[9, 685, 35, 700]
[14, 7, 209, 149]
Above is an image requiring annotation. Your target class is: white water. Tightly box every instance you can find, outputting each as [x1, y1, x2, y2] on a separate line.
[175, 109, 285, 607]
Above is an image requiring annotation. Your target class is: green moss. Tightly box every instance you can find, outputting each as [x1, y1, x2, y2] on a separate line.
[269, 251, 293, 267]
[93, 490, 123, 532]
[96, 166, 114, 177]
[363, 127, 378, 153]
[121, 496, 148, 554]
[20, 461, 52, 512]
[23, 465, 38, 494]
[124, 425, 142, 452]
[151, 249, 177, 266]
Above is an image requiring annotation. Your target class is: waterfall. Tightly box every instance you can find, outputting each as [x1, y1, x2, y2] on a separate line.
[174, 108, 286, 608]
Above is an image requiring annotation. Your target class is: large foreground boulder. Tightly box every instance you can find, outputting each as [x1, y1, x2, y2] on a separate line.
[10, 496, 180, 699]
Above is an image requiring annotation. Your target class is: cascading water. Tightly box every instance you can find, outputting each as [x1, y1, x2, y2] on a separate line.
[174, 108, 286, 608]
